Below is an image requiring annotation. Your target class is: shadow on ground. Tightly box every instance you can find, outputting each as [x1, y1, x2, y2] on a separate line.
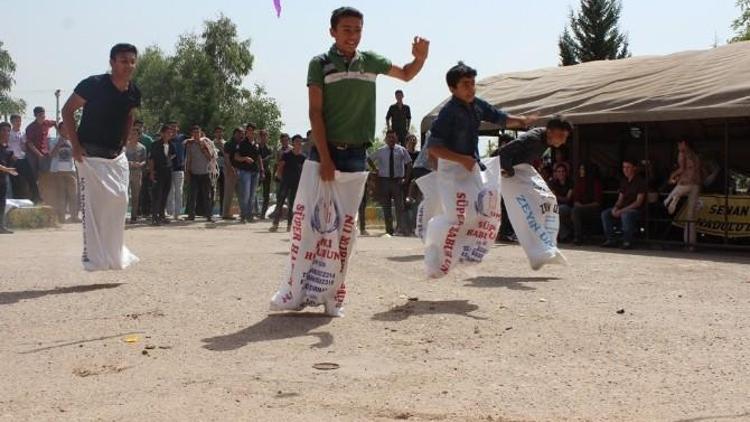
[464, 276, 559, 290]
[386, 254, 423, 263]
[372, 300, 486, 322]
[0, 283, 123, 306]
[202, 313, 334, 351]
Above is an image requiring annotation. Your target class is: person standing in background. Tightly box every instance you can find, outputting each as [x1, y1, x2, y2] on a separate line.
[125, 127, 147, 224]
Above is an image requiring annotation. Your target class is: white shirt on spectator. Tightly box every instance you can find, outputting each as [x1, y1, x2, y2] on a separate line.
[48, 137, 76, 172]
[369, 144, 412, 178]
[9, 129, 26, 160]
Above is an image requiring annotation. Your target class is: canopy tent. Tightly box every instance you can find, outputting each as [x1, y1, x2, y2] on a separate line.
[420, 41, 750, 134]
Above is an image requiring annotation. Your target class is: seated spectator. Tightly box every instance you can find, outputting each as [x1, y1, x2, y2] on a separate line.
[549, 163, 573, 242]
[48, 122, 79, 223]
[571, 162, 603, 245]
[0, 121, 18, 234]
[601, 158, 647, 249]
[664, 139, 701, 249]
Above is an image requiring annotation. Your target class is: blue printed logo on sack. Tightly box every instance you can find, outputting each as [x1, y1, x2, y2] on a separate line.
[311, 198, 341, 234]
[475, 189, 501, 218]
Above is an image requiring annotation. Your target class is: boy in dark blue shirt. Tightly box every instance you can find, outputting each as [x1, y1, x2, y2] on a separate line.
[428, 62, 537, 171]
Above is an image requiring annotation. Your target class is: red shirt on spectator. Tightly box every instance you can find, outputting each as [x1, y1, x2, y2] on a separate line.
[25, 120, 56, 155]
[573, 178, 603, 205]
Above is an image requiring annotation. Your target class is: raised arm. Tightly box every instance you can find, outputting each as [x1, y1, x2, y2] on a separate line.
[387, 37, 429, 82]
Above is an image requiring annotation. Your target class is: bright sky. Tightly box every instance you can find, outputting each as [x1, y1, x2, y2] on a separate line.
[4, 0, 741, 140]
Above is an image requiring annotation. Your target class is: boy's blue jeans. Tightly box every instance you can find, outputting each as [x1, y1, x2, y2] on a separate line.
[309, 145, 367, 172]
[237, 170, 259, 219]
[601, 208, 641, 243]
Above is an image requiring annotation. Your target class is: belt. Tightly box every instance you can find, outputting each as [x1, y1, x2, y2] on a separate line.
[328, 142, 367, 151]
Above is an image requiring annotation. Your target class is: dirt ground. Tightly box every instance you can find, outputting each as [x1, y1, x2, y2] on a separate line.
[0, 222, 748, 422]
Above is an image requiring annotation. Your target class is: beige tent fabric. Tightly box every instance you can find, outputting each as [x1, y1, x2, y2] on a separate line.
[421, 41, 750, 133]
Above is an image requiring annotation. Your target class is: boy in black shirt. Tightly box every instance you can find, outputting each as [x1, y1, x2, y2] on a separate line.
[61, 43, 142, 270]
[149, 125, 176, 225]
[233, 123, 264, 223]
[270, 134, 306, 232]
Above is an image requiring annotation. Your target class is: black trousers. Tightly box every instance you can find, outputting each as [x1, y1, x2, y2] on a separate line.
[186, 173, 212, 218]
[10, 158, 39, 202]
[378, 177, 406, 235]
[261, 172, 272, 216]
[139, 174, 152, 216]
[272, 181, 298, 227]
[0, 182, 7, 227]
[359, 186, 367, 232]
[151, 171, 172, 220]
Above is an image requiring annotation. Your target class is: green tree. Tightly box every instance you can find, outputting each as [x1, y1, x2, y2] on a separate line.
[0, 41, 26, 120]
[730, 0, 750, 42]
[133, 15, 281, 144]
[558, 0, 631, 66]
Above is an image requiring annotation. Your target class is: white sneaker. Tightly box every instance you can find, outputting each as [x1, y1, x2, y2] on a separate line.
[324, 304, 344, 318]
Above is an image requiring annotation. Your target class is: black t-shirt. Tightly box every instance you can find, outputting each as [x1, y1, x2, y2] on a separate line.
[235, 139, 260, 172]
[74, 74, 141, 150]
[386, 103, 411, 135]
[258, 144, 273, 172]
[619, 175, 648, 209]
[281, 151, 306, 185]
[549, 179, 573, 205]
[0, 144, 14, 186]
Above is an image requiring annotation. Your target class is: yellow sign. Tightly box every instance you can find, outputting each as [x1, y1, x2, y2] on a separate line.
[674, 195, 750, 238]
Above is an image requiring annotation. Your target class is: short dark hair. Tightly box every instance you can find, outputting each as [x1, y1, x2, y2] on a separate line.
[0, 122, 11, 130]
[245, 122, 257, 130]
[167, 120, 178, 126]
[159, 124, 171, 133]
[622, 157, 639, 166]
[214, 125, 224, 131]
[191, 125, 201, 132]
[292, 134, 303, 141]
[546, 115, 574, 132]
[446, 61, 477, 88]
[233, 127, 244, 136]
[110, 43, 138, 60]
[10, 114, 21, 121]
[280, 133, 289, 139]
[330, 7, 363, 29]
[395, 90, 404, 95]
[385, 129, 396, 135]
[33, 106, 45, 115]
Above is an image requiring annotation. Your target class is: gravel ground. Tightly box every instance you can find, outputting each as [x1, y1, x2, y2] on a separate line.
[0, 222, 748, 421]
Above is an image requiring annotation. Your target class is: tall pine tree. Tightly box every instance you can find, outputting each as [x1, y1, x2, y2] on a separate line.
[558, 0, 631, 66]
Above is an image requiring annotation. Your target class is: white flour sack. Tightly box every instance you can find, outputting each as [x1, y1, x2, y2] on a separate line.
[270, 161, 368, 315]
[414, 172, 441, 242]
[77, 154, 139, 271]
[501, 163, 567, 270]
[423, 157, 503, 278]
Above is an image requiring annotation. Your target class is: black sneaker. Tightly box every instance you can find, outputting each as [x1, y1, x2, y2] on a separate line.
[573, 238, 583, 246]
[621, 241, 633, 250]
[151, 219, 161, 226]
[601, 240, 618, 248]
[161, 218, 171, 225]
